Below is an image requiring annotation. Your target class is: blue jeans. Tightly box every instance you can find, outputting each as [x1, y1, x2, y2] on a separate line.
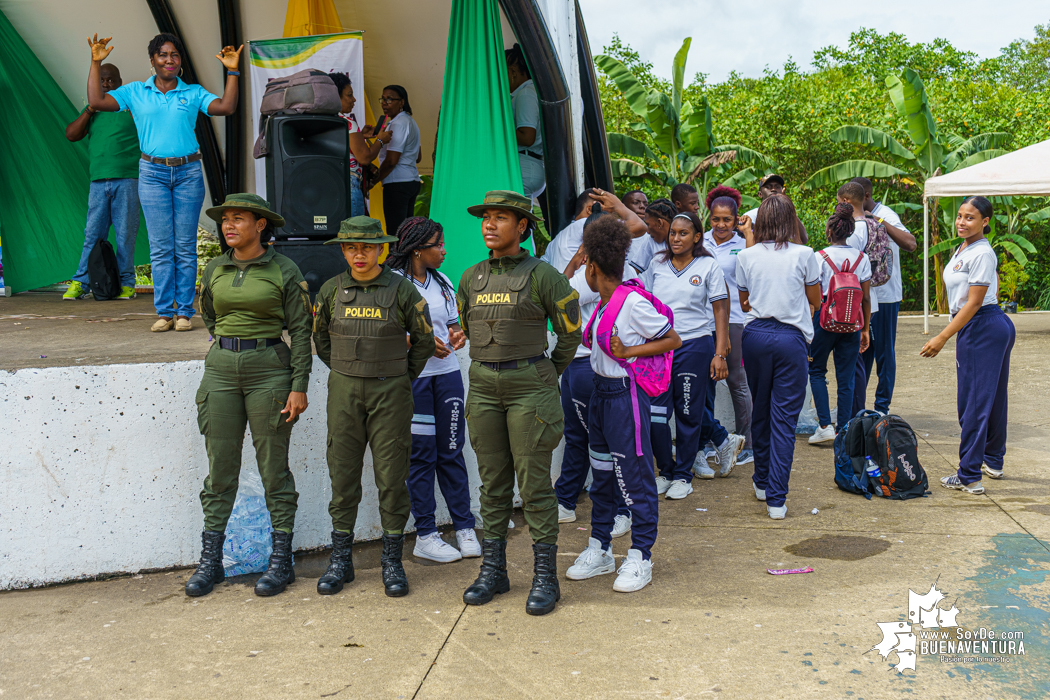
[138, 159, 205, 318]
[349, 171, 366, 218]
[808, 309, 861, 428]
[73, 179, 140, 287]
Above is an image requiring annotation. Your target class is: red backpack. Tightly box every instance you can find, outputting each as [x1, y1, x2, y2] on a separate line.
[818, 250, 864, 333]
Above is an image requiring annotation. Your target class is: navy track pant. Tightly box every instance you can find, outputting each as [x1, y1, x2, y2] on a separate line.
[808, 308, 861, 428]
[652, 336, 723, 482]
[956, 305, 1014, 483]
[554, 357, 627, 515]
[589, 375, 658, 559]
[743, 319, 808, 508]
[407, 370, 475, 536]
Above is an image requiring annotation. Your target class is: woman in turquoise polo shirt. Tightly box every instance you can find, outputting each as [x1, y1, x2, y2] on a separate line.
[86, 32, 242, 332]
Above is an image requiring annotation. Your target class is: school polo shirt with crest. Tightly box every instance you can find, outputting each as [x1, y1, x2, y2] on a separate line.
[703, 230, 747, 325]
[641, 254, 726, 341]
[109, 76, 219, 158]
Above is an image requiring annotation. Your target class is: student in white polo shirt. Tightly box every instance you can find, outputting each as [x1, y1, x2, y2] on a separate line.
[850, 177, 917, 414]
[702, 186, 754, 468]
[921, 197, 1014, 494]
[642, 212, 742, 501]
[736, 195, 822, 519]
[387, 217, 481, 563]
[542, 189, 645, 274]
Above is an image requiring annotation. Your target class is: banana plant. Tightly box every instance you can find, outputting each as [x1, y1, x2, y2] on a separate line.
[801, 68, 1012, 312]
[596, 38, 773, 208]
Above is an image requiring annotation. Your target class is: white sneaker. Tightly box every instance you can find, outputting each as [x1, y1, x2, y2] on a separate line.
[737, 448, 754, 465]
[767, 504, 787, 520]
[717, 434, 745, 477]
[566, 537, 616, 580]
[654, 476, 672, 494]
[413, 532, 463, 563]
[558, 504, 577, 523]
[982, 464, 1004, 480]
[694, 461, 716, 479]
[665, 479, 693, 500]
[456, 528, 482, 558]
[611, 514, 632, 538]
[613, 549, 652, 592]
[753, 482, 766, 501]
[808, 425, 836, 444]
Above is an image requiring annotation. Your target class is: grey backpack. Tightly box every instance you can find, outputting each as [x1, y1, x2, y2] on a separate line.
[253, 69, 342, 158]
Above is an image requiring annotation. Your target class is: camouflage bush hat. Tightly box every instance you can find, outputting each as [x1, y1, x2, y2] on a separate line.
[466, 190, 541, 223]
[205, 193, 285, 226]
[323, 216, 399, 245]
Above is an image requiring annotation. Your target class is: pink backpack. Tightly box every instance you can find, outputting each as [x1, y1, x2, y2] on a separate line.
[583, 279, 675, 456]
[818, 250, 864, 333]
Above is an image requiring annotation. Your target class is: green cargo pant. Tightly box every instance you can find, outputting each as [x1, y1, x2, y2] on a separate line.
[196, 343, 300, 533]
[325, 370, 413, 534]
[465, 358, 563, 544]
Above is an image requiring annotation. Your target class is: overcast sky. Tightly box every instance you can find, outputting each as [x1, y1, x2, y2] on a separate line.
[577, 0, 1048, 82]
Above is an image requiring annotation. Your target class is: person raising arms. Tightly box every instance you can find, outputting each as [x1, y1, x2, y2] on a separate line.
[735, 195, 822, 519]
[921, 197, 1014, 493]
[86, 33, 242, 332]
[542, 188, 645, 275]
[642, 212, 740, 500]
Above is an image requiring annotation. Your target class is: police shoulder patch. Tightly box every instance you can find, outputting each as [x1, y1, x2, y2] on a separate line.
[556, 291, 582, 332]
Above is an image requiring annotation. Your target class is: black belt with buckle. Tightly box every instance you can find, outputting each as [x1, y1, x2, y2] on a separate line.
[519, 150, 543, 161]
[218, 337, 283, 352]
[141, 152, 203, 167]
[479, 354, 546, 371]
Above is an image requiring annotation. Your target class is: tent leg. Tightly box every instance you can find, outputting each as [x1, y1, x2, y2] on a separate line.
[923, 198, 929, 335]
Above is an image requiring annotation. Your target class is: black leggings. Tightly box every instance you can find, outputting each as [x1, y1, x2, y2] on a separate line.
[382, 180, 421, 237]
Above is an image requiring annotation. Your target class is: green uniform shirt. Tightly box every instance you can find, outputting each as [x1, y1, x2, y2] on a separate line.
[83, 108, 140, 181]
[457, 250, 581, 374]
[199, 247, 314, 393]
[313, 266, 436, 381]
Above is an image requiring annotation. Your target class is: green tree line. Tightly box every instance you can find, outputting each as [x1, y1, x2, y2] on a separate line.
[597, 25, 1050, 311]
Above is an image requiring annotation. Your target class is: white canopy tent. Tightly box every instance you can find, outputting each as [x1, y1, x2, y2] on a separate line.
[921, 138, 1050, 332]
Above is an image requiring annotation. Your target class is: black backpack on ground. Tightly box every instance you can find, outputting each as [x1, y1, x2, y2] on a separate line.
[87, 239, 121, 300]
[833, 410, 930, 500]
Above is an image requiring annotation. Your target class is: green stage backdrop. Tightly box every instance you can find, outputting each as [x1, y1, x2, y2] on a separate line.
[0, 10, 149, 294]
[429, 0, 524, 289]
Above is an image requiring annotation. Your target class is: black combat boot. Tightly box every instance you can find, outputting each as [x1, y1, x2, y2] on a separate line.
[317, 531, 355, 595]
[380, 534, 409, 597]
[525, 542, 560, 616]
[254, 531, 295, 596]
[185, 530, 226, 597]
[463, 539, 510, 606]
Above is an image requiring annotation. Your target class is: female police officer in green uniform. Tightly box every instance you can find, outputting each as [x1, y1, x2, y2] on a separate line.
[457, 190, 581, 616]
[186, 193, 313, 598]
[312, 216, 436, 597]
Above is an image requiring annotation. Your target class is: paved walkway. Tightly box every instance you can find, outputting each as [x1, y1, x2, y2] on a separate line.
[2, 313, 1048, 698]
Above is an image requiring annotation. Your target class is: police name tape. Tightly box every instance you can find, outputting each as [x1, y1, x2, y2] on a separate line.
[343, 307, 386, 319]
[475, 292, 517, 305]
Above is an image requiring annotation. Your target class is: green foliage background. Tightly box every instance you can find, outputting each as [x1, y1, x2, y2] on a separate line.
[597, 25, 1050, 310]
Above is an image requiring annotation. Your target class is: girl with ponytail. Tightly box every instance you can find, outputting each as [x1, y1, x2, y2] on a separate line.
[389, 217, 481, 562]
[806, 203, 872, 446]
[921, 196, 1014, 493]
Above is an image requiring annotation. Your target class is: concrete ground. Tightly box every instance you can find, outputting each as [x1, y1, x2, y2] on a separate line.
[2, 306, 1049, 698]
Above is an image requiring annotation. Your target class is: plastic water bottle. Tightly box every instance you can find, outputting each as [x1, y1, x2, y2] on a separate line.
[865, 456, 881, 479]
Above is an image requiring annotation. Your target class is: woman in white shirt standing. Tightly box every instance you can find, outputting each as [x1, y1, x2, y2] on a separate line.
[807, 204, 872, 444]
[921, 197, 1015, 494]
[376, 85, 422, 236]
[387, 217, 482, 561]
[506, 44, 545, 201]
[642, 212, 740, 501]
[702, 186, 755, 466]
[736, 195, 822, 519]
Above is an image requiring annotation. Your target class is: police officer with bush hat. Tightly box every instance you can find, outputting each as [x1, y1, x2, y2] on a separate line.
[186, 193, 313, 598]
[457, 190, 582, 616]
[313, 216, 436, 598]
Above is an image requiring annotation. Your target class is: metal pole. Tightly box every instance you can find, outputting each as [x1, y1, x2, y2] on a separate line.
[923, 197, 929, 334]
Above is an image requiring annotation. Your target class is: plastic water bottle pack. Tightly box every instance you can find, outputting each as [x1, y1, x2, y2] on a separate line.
[222, 469, 276, 577]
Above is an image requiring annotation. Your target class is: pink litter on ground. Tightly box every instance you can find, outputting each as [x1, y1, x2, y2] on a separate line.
[767, 567, 814, 575]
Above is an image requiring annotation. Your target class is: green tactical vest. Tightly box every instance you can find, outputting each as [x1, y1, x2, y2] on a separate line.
[466, 255, 548, 362]
[329, 280, 408, 377]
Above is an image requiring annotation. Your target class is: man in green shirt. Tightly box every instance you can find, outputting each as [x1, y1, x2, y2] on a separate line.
[63, 63, 141, 300]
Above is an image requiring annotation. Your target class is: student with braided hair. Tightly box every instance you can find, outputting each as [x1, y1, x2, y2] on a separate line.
[630, 198, 675, 273]
[387, 217, 481, 563]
